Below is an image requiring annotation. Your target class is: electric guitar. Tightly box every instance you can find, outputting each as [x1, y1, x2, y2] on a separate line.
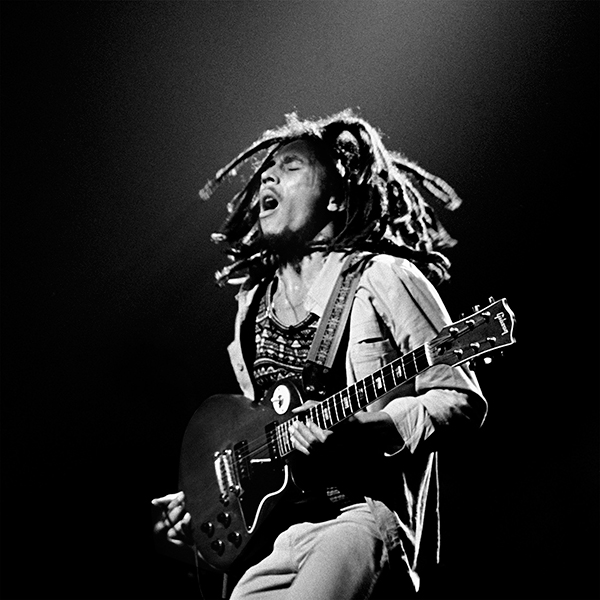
[179, 298, 516, 571]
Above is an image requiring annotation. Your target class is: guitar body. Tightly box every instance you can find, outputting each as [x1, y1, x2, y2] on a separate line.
[179, 380, 305, 571]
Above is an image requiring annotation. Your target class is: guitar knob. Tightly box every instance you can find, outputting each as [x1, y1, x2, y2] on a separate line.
[228, 531, 242, 547]
[200, 521, 214, 537]
[211, 539, 225, 555]
[217, 512, 231, 527]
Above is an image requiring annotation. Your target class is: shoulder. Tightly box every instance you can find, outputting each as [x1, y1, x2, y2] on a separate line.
[358, 253, 451, 328]
[360, 253, 431, 290]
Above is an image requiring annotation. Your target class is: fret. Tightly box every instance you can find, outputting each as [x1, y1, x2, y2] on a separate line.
[415, 349, 430, 372]
[282, 422, 291, 455]
[354, 381, 366, 411]
[373, 372, 385, 395]
[285, 420, 294, 454]
[345, 385, 358, 415]
[343, 389, 354, 418]
[317, 404, 327, 429]
[364, 376, 377, 404]
[382, 364, 395, 392]
[402, 353, 418, 380]
[276, 424, 285, 457]
[342, 391, 351, 419]
[310, 405, 323, 430]
[393, 359, 405, 384]
[322, 400, 333, 428]
[331, 393, 342, 423]
[340, 385, 356, 417]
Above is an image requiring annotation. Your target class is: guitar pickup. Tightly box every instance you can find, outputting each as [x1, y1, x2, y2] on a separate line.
[214, 448, 242, 500]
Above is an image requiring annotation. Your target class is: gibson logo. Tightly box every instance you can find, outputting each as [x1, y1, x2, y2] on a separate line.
[495, 311, 509, 335]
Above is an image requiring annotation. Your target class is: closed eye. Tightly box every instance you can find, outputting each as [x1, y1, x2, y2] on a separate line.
[282, 155, 303, 169]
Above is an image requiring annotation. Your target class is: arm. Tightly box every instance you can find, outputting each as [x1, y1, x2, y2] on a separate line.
[290, 256, 487, 457]
[351, 256, 488, 454]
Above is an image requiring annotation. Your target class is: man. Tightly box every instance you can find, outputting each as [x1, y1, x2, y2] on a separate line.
[153, 110, 487, 599]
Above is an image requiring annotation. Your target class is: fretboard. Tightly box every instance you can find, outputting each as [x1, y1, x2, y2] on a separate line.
[273, 343, 431, 458]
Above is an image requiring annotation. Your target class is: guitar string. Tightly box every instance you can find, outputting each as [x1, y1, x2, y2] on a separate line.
[199, 317, 504, 503]
[191, 352, 401, 504]
[230, 315, 500, 462]
[239, 344, 429, 460]
[230, 345, 430, 465]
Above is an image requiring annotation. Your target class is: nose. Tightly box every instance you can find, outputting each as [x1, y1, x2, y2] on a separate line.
[260, 164, 278, 186]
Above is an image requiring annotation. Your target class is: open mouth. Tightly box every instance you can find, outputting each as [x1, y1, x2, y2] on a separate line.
[259, 194, 279, 216]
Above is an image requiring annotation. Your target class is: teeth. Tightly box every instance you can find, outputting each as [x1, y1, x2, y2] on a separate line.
[262, 196, 278, 210]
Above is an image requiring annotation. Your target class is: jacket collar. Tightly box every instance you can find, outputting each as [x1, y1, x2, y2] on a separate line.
[236, 251, 349, 318]
[303, 252, 348, 317]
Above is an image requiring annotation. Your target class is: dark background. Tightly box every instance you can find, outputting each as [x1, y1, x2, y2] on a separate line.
[1, 2, 598, 599]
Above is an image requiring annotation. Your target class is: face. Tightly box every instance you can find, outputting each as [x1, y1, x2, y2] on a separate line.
[257, 139, 338, 246]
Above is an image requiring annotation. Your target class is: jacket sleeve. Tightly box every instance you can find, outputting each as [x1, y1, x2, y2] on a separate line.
[347, 255, 488, 455]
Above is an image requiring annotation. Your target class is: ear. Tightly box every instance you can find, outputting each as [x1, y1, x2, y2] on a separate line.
[326, 196, 345, 213]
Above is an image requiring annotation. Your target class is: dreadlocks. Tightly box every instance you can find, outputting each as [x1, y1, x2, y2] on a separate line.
[199, 109, 462, 286]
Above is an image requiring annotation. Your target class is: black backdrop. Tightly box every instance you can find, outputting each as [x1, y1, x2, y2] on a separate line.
[1, 2, 598, 599]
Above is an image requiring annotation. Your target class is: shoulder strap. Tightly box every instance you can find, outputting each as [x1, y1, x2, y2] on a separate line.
[303, 252, 370, 395]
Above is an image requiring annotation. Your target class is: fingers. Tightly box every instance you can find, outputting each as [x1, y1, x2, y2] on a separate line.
[292, 400, 319, 413]
[152, 491, 191, 545]
[166, 511, 191, 541]
[151, 491, 185, 508]
[289, 420, 332, 455]
[155, 509, 192, 544]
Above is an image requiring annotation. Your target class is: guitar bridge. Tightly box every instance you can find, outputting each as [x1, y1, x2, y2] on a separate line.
[214, 448, 241, 501]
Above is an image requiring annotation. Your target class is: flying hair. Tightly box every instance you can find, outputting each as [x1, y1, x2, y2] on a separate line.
[199, 109, 463, 286]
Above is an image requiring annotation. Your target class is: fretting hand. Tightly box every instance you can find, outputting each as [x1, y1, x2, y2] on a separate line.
[289, 400, 334, 455]
[290, 401, 402, 456]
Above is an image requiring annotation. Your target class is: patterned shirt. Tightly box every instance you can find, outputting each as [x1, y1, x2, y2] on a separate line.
[253, 279, 319, 401]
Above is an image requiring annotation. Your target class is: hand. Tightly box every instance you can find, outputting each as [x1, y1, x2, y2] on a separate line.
[290, 401, 333, 455]
[290, 404, 402, 456]
[151, 491, 192, 547]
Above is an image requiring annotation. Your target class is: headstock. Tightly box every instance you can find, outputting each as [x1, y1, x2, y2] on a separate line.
[430, 298, 516, 368]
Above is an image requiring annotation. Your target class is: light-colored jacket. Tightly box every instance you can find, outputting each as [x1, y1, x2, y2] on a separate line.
[227, 252, 487, 591]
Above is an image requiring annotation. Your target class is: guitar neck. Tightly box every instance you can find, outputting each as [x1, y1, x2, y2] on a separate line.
[274, 343, 431, 458]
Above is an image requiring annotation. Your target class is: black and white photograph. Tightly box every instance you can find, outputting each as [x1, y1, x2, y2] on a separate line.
[1, 2, 598, 599]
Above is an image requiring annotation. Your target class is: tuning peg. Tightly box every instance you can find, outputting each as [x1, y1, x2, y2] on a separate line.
[488, 296, 495, 304]
[472, 304, 481, 313]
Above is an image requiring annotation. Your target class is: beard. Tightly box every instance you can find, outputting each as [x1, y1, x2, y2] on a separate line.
[259, 227, 317, 267]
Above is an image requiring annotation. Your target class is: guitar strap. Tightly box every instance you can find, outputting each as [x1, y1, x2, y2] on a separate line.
[303, 252, 370, 397]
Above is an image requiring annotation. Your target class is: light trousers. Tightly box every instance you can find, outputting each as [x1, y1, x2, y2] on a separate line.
[229, 504, 388, 600]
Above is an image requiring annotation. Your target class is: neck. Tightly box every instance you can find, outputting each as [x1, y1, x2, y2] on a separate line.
[276, 251, 326, 293]
[270, 252, 327, 326]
